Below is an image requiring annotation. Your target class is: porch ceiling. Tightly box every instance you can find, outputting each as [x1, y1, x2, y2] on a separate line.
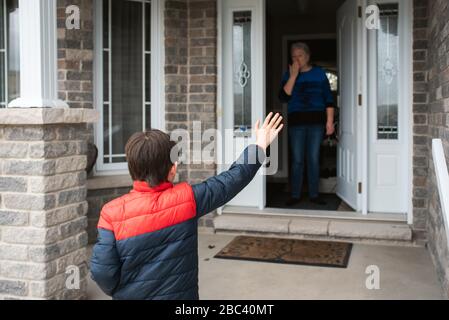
[267, 0, 346, 18]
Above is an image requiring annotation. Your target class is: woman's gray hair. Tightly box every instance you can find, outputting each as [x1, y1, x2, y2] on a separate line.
[291, 42, 311, 56]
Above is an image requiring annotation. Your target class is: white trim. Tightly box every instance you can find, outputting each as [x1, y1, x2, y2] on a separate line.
[2, 0, 8, 106]
[432, 139, 449, 246]
[142, 0, 146, 131]
[8, 0, 68, 108]
[216, 0, 224, 215]
[93, 0, 165, 175]
[260, 0, 267, 209]
[223, 205, 408, 223]
[151, 0, 165, 131]
[360, 0, 368, 215]
[366, 0, 412, 217]
[108, 0, 112, 164]
[220, 0, 266, 210]
[404, 0, 414, 225]
[93, 0, 101, 175]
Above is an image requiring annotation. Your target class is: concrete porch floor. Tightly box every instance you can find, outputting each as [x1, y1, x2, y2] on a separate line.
[87, 232, 446, 300]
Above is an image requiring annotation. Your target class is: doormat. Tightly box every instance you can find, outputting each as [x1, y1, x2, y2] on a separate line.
[214, 236, 352, 268]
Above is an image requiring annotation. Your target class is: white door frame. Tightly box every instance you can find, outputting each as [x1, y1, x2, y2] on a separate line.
[216, 0, 266, 211]
[217, 0, 413, 223]
[361, 0, 369, 215]
[365, 0, 413, 221]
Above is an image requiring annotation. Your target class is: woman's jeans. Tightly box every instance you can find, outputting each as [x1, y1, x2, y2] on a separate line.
[289, 124, 324, 199]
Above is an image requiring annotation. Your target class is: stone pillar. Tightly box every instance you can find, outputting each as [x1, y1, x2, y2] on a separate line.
[0, 108, 98, 299]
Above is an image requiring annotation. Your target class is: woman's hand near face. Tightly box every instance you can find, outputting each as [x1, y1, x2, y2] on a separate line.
[289, 61, 301, 79]
[283, 62, 301, 96]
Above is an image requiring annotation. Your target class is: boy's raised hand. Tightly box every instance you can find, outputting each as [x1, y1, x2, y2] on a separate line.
[254, 112, 284, 152]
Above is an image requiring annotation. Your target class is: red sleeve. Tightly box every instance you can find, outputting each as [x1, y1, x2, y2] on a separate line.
[97, 207, 114, 231]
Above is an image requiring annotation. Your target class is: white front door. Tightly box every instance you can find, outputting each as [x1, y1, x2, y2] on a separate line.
[336, 0, 365, 212]
[219, 0, 266, 209]
[367, 0, 411, 214]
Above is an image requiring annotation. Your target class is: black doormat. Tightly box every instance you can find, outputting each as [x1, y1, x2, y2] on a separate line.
[215, 236, 352, 268]
[267, 184, 342, 211]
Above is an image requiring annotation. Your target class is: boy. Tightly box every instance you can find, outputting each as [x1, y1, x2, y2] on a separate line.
[90, 113, 283, 300]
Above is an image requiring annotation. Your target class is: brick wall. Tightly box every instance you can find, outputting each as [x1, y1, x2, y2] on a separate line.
[57, 0, 103, 244]
[412, 0, 431, 240]
[425, 0, 449, 298]
[165, 0, 218, 227]
[57, 0, 95, 146]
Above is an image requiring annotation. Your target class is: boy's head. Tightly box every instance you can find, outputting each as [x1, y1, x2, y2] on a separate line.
[125, 130, 178, 187]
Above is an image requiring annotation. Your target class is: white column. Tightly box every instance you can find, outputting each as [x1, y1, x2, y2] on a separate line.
[8, 0, 68, 108]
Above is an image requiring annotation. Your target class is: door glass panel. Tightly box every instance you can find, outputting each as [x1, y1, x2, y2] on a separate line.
[233, 11, 252, 134]
[377, 3, 399, 140]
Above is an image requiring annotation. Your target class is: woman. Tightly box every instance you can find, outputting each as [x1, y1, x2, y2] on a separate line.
[279, 42, 335, 206]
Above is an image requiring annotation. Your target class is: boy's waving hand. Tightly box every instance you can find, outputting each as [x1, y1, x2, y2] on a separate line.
[255, 112, 284, 151]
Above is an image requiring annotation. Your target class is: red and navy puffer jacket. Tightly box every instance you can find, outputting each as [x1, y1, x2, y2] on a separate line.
[90, 145, 265, 300]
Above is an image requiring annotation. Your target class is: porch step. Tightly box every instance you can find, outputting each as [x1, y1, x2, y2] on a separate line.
[213, 214, 414, 244]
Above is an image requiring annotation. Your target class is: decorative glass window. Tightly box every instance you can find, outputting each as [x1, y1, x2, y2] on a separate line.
[0, 0, 19, 108]
[376, 3, 399, 140]
[233, 11, 252, 133]
[97, 0, 154, 170]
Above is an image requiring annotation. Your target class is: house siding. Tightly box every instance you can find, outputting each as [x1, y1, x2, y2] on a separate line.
[412, 0, 431, 242]
[57, 0, 94, 137]
[164, 0, 218, 229]
[424, 0, 449, 298]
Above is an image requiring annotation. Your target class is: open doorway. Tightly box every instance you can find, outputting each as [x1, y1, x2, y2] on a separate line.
[219, 0, 411, 216]
[265, 0, 353, 212]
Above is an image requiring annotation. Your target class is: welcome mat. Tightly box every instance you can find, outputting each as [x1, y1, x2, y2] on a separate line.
[214, 236, 352, 268]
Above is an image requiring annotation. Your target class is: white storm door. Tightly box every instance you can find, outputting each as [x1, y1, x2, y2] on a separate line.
[367, 0, 411, 214]
[336, 0, 364, 211]
[220, 0, 266, 209]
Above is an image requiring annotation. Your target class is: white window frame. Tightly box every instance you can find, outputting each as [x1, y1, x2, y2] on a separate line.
[0, 0, 19, 107]
[0, 0, 8, 107]
[93, 0, 165, 175]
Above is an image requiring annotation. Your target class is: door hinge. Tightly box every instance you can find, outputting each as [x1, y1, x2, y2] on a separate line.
[358, 94, 363, 106]
[358, 6, 363, 18]
[358, 182, 362, 194]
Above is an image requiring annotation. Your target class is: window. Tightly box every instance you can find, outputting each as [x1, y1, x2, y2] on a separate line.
[0, 0, 19, 108]
[95, 0, 162, 172]
[233, 11, 252, 134]
[376, 3, 399, 140]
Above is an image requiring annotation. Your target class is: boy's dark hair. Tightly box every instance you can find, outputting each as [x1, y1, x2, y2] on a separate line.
[125, 130, 178, 187]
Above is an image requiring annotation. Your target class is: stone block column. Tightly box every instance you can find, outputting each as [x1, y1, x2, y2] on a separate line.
[0, 108, 98, 299]
[0, 0, 99, 300]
